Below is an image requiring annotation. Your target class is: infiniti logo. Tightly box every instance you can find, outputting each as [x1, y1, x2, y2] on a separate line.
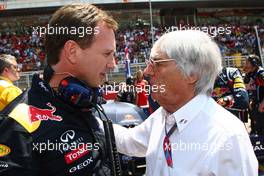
[61, 130, 75, 143]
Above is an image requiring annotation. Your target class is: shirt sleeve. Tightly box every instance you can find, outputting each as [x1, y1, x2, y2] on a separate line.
[208, 134, 258, 176]
[113, 116, 153, 157]
[229, 69, 249, 109]
[1, 86, 22, 105]
[0, 116, 39, 175]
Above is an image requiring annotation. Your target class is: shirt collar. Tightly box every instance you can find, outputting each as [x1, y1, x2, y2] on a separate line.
[31, 74, 53, 96]
[161, 94, 209, 133]
[0, 76, 12, 84]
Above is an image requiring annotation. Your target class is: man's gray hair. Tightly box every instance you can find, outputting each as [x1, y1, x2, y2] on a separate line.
[156, 30, 222, 96]
[0, 54, 17, 74]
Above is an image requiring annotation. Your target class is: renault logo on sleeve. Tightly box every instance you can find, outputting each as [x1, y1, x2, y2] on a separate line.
[61, 130, 75, 143]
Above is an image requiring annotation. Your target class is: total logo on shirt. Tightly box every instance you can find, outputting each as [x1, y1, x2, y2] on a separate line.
[64, 143, 90, 164]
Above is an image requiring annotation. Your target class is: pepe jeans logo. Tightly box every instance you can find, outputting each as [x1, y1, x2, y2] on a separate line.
[0, 144, 11, 157]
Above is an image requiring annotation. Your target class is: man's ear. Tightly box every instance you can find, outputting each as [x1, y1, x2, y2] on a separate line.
[186, 73, 198, 85]
[1, 67, 10, 77]
[63, 40, 79, 64]
[3, 67, 9, 74]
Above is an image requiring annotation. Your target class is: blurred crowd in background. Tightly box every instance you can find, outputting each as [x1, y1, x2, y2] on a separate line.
[0, 23, 263, 71]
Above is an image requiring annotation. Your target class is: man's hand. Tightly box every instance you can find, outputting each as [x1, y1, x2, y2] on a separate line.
[258, 101, 264, 113]
[217, 98, 227, 106]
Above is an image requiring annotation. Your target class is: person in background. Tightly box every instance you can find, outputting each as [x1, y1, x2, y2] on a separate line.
[116, 76, 135, 104]
[243, 54, 264, 135]
[148, 94, 160, 115]
[212, 66, 249, 121]
[144, 76, 160, 115]
[135, 70, 149, 116]
[0, 54, 22, 111]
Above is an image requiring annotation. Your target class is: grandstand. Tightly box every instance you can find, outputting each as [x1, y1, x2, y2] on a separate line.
[0, 0, 263, 88]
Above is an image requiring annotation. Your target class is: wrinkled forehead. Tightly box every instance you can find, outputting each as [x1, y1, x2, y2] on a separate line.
[150, 42, 170, 60]
[150, 48, 158, 59]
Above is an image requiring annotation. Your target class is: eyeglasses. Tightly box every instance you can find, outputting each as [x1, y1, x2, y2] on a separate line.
[9, 64, 20, 72]
[145, 57, 175, 71]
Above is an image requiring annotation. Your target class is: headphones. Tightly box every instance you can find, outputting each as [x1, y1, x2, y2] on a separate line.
[247, 55, 261, 67]
[43, 65, 105, 109]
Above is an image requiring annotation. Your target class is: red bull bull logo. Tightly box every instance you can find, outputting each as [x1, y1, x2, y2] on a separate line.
[29, 103, 62, 123]
[212, 87, 230, 98]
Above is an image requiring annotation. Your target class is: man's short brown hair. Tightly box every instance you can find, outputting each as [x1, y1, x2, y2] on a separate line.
[45, 4, 118, 65]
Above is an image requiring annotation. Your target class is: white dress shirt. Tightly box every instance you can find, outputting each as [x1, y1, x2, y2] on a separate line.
[114, 94, 258, 176]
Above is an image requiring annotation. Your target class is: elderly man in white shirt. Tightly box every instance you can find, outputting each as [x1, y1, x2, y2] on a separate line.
[113, 30, 258, 176]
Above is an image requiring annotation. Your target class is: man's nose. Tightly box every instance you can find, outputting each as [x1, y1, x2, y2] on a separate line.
[107, 56, 116, 70]
[143, 64, 153, 78]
